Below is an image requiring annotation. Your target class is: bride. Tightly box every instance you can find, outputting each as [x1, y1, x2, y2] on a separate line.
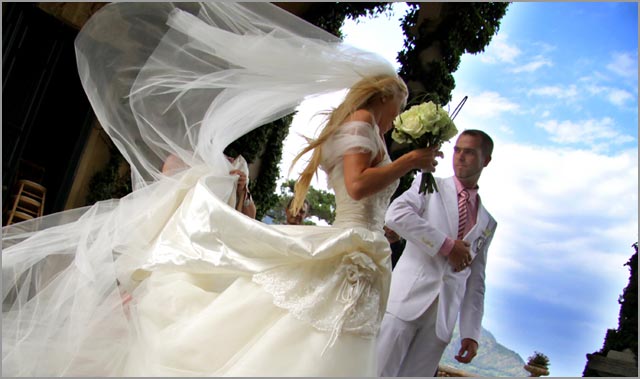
[2, 3, 439, 376]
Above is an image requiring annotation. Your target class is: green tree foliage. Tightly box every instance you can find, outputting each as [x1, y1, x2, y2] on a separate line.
[299, 3, 393, 38]
[398, 2, 510, 105]
[602, 243, 638, 355]
[583, 242, 638, 376]
[527, 351, 550, 369]
[267, 179, 336, 225]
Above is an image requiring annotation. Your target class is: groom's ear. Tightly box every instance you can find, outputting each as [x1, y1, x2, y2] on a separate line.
[483, 155, 492, 167]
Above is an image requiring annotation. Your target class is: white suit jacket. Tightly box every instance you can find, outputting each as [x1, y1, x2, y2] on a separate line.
[384, 175, 497, 343]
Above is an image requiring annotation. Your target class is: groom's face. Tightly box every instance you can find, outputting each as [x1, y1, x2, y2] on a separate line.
[452, 134, 490, 182]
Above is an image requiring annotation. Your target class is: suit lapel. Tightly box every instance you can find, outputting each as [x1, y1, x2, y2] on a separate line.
[467, 196, 490, 259]
[471, 196, 489, 234]
[440, 177, 458, 237]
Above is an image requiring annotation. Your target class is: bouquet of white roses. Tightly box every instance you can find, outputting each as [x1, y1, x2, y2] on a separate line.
[391, 101, 458, 194]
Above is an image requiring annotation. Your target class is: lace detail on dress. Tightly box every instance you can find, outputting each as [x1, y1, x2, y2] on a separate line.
[252, 250, 382, 354]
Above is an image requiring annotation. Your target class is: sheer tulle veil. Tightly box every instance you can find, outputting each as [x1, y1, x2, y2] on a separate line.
[2, 2, 396, 375]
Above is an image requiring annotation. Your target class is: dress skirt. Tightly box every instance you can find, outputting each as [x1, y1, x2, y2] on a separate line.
[2, 171, 392, 376]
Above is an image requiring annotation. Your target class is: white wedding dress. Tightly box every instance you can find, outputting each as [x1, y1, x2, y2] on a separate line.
[3, 121, 397, 376]
[2, 3, 401, 376]
[119, 121, 397, 376]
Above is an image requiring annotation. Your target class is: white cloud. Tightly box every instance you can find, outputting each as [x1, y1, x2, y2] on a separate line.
[498, 124, 515, 135]
[479, 33, 522, 64]
[584, 83, 636, 108]
[457, 91, 520, 119]
[606, 51, 638, 79]
[584, 82, 602, 95]
[340, 2, 409, 70]
[528, 84, 578, 100]
[528, 79, 635, 110]
[480, 142, 638, 311]
[607, 88, 634, 107]
[510, 55, 553, 73]
[476, 34, 553, 75]
[578, 71, 611, 85]
[535, 118, 635, 148]
[532, 41, 557, 54]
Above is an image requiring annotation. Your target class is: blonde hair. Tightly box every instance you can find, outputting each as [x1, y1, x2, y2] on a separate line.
[289, 74, 408, 215]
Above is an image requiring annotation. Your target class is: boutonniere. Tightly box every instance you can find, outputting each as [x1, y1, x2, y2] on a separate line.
[473, 227, 493, 255]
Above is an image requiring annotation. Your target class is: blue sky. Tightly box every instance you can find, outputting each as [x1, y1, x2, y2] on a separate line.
[281, 2, 637, 376]
[446, 3, 637, 377]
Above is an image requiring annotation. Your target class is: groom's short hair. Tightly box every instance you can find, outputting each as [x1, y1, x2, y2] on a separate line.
[461, 129, 493, 157]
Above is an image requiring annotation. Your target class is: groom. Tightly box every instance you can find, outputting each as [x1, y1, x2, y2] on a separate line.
[377, 129, 497, 377]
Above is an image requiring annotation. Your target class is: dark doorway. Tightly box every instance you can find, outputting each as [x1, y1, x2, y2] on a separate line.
[3, 3, 94, 217]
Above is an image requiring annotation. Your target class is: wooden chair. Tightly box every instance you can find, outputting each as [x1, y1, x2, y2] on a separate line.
[5, 179, 46, 225]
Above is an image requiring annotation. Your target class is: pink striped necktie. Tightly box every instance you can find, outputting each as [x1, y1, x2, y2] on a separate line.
[457, 189, 469, 240]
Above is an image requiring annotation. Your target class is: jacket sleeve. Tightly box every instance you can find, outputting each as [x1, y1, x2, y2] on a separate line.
[459, 218, 497, 343]
[384, 174, 449, 258]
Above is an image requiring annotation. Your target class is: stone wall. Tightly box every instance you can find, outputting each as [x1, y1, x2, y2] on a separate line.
[37, 3, 106, 30]
[585, 349, 638, 377]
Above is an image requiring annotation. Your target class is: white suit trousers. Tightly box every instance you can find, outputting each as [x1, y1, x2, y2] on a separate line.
[376, 298, 448, 377]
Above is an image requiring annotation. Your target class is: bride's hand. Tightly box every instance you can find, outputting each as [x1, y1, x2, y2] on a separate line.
[405, 146, 443, 172]
[230, 169, 248, 194]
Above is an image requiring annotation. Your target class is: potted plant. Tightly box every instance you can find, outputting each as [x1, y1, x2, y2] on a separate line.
[524, 351, 550, 377]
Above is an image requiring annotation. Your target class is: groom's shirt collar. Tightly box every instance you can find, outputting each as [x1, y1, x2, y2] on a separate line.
[453, 176, 479, 204]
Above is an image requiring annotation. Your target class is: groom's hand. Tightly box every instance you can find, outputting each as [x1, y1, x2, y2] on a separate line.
[455, 338, 478, 364]
[448, 240, 471, 272]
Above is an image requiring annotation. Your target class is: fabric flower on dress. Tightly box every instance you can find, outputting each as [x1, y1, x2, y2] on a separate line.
[323, 251, 378, 354]
[252, 247, 384, 354]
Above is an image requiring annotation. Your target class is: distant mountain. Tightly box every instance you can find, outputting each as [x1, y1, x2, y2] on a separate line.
[440, 326, 528, 377]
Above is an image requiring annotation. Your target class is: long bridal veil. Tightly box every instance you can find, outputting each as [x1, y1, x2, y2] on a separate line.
[2, 2, 397, 376]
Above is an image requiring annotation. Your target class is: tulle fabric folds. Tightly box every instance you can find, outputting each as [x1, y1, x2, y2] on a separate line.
[321, 120, 387, 175]
[75, 2, 395, 188]
[2, 2, 397, 376]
